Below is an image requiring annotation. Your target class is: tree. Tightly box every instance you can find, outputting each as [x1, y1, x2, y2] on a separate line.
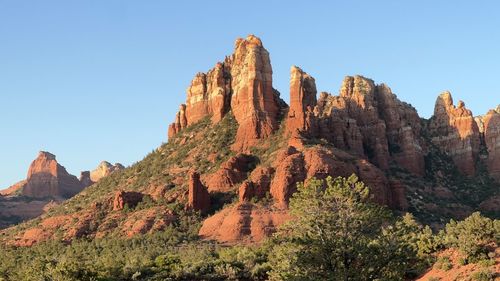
[268, 175, 422, 281]
[440, 212, 499, 261]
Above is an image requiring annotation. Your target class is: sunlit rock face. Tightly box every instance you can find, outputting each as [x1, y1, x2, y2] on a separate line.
[476, 106, 500, 180]
[429, 92, 481, 176]
[22, 151, 83, 199]
[168, 35, 283, 152]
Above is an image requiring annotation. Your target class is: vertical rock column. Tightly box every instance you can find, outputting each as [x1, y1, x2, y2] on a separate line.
[229, 35, 280, 152]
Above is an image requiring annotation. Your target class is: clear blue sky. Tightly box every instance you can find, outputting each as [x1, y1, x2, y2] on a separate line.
[1, 0, 499, 188]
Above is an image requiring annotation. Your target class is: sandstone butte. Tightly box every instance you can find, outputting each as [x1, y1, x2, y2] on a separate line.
[167, 35, 500, 244]
[0, 152, 125, 230]
[0, 152, 125, 198]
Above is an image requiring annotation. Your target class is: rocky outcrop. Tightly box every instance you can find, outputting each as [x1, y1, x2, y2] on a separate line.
[239, 166, 274, 202]
[121, 207, 175, 237]
[337, 76, 391, 170]
[185, 63, 230, 125]
[376, 84, 425, 175]
[168, 35, 283, 151]
[0, 180, 26, 196]
[79, 171, 93, 188]
[21, 151, 83, 198]
[270, 147, 306, 206]
[112, 191, 144, 211]
[79, 161, 124, 188]
[476, 107, 500, 181]
[429, 92, 481, 176]
[286, 66, 317, 141]
[198, 203, 290, 244]
[268, 146, 404, 208]
[187, 171, 210, 213]
[284, 72, 425, 175]
[168, 104, 188, 138]
[90, 161, 124, 183]
[205, 154, 257, 192]
[229, 35, 281, 151]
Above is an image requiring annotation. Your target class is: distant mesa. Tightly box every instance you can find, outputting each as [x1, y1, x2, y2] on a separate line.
[0, 151, 124, 230]
[0, 152, 124, 198]
[4, 151, 84, 199]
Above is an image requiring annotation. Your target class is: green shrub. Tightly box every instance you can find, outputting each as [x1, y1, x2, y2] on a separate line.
[471, 269, 495, 281]
[434, 256, 452, 271]
[440, 212, 499, 260]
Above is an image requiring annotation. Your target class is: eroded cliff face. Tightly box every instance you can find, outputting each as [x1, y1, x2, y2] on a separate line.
[285, 73, 425, 176]
[429, 92, 481, 176]
[168, 35, 284, 151]
[475, 106, 500, 180]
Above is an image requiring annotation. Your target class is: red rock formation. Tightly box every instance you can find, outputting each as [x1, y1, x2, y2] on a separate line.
[168, 35, 282, 151]
[429, 92, 481, 176]
[238, 166, 274, 202]
[198, 203, 289, 244]
[269, 146, 396, 207]
[90, 161, 124, 183]
[121, 207, 175, 237]
[22, 151, 83, 198]
[291, 75, 425, 175]
[187, 171, 210, 213]
[354, 159, 391, 205]
[79, 171, 93, 188]
[229, 35, 281, 151]
[376, 84, 425, 175]
[0, 180, 26, 196]
[112, 191, 144, 211]
[479, 195, 500, 213]
[270, 147, 306, 206]
[339, 76, 390, 169]
[477, 107, 500, 181]
[205, 154, 256, 192]
[249, 166, 274, 198]
[388, 179, 408, 211]
[168, 104, 188, 139]
[80, 162, 124, 188]
[286, 66, 317, 138]
[315, 92, 365, 155]
[238, 181, 255, 202]
[185, 63, 230, 124]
